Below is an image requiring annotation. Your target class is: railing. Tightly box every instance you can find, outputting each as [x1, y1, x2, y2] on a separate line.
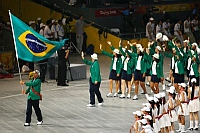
[31, 0, 146, 40]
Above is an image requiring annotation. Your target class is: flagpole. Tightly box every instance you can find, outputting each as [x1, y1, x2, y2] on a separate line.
[8, 10, 24, 93]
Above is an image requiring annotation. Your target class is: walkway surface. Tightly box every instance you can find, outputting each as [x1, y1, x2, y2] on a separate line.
[0, 54, 198, 133]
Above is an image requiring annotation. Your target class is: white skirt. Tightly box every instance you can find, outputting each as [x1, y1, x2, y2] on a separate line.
[163, 113, 171, 127]
[159, 115, 165, 128]
[153, 119, 160, 133]
[169, 110, 178, 122]
[188, 98, 200, 112]
[177, 103, 189, 116]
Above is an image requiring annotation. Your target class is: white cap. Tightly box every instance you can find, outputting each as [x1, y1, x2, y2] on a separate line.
[52, 19, 55, 23]
[156, 32, 162, 40]
[133, 111, 142, 116]
[40, 23, 45, 28]
[143, 115, 152, 120]
[142, 124, 152, 130]
[113, 49, 119, 54]
[37, 17, 41, 20]
[156, 46, 161, 51]
[191, 78, 197, 83]
[178, 83, 186, 88]
[192, 43, 198, 47]
[141, 107, 151, 112]
[166, 86, 176, 94]
[139, 119, 147, 124]
[147, 96, 154, 101]
[183, 40, 189, 43]
[29, 21, 35, 25]
[152, 53, 159, 59]
[33, 70, 40, 76]
[149, 17, 154, 21]
[91, 53, 98, 60]
[163, 35, 169, 41]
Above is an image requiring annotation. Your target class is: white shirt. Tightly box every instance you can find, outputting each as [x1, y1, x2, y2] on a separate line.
[136, 56, 142, 70]
[187, 57, 192, 70]
[184, 20, 191, 33]
[174, 23, 180, 35]
[39, 29, 44, 36]
[189, 64, 195, 76]
[191, 19, 199, 31]
[152, 61, 157, 75]
[56, 24, 64, 38]
[175, 61, 179, 74]
[146, 22, 151, 37]
[51, 25, 58, 39]
[156, 24, 162, 34]
[171, 56, 175, 69]
[44, 26, 52, 39]
[22, 65, 30, 73]
[112, 57, 117, 70]
[123, 57, 130, 71]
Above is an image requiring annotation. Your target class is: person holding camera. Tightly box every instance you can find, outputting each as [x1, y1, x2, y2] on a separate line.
[57, 45, 70, 86]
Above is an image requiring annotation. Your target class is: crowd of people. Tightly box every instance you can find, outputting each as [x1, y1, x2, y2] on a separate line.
[99, 35, 200, 132]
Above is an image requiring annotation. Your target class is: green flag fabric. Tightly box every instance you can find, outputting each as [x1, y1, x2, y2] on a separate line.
[9, 12, 67, 62]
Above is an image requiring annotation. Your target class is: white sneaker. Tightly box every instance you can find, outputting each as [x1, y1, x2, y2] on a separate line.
[176, 129, 181, 132]
[127, 94, 131, 99]
[132, 85, 135, 89]
[37, 121, 43, 125]
[119, 94, 125, 98]
[162, 84, 166, 90]
[132, 95, 138, 100]
[106, 93, 113, 97]
[24, 123, 30, 126]
[113, 93, 118, 97]
[98, 102, 103, 106]
[141, 90, 145, 94]
[146, 82, 150, 87]
[167, 83, 172, 87]
[165, 77, 170, 82]
[86, 104, 95, 107]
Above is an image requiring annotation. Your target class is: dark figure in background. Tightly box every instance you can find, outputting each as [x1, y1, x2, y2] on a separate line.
[57, 45, 70, 86]
[38, 59, 48, 83]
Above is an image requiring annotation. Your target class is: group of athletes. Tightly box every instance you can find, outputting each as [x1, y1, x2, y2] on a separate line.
[100, 34, 200, 132]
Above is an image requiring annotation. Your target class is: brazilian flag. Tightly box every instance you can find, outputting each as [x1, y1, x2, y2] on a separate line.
[9, 12, 67, 62]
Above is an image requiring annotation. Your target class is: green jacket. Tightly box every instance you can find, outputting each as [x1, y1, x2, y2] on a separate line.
[175, 59, 185, 75]
[191, 62, 199, 77]
[25, 78, 41, 100]
[121, 57, 134, 74]
[102, 50, 122, 74]
[150, 61, 162, 79]
[82, 58, 101, 83]
[144, 53, 152, 69]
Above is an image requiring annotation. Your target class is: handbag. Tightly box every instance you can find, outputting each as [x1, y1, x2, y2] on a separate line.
[31, 87, 42, 100]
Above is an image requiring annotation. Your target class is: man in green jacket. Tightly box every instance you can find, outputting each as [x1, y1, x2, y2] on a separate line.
[81, 52, 104, 107]
[20, 70, 43, 126]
